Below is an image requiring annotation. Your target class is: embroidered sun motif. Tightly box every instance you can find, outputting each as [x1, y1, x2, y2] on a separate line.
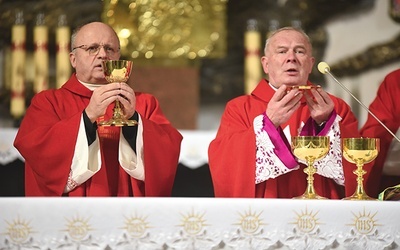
[4, 216, 35, 244]
[122, 213, 151, 238]
[347, 207, 381, 235]
[62, 215, 93, 241]
[290, 206, 323, 234]
[233, 207, 266, 235]
[177, 209, 209, 236]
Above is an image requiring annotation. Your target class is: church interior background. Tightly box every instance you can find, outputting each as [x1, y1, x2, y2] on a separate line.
[0, 0, 400, 196]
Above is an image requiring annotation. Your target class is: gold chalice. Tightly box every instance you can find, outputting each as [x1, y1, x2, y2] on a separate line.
[291, 136, 330, 199]
[342, 138, 380, 200]
[98, 60, 138, 126]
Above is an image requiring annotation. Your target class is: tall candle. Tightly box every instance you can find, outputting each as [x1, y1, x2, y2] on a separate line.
[244, 19, 262, 95]
[10, 11, 26, 119]
[266, 19, 280, 39]
[56, 14, 71, 88]
[33, 13, 49, 93]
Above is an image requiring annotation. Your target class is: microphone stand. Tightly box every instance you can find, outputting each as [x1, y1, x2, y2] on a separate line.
[318, 62, 400, 143]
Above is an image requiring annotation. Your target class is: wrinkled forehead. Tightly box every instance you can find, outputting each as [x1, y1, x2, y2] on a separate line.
[268, 30, 311, 51]
[76, 24, 119, 46]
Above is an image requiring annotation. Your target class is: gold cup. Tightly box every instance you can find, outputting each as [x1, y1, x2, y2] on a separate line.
[342, 138, 380, 200]
[291, 136, 330, 199]
[98, 60, 138, 126]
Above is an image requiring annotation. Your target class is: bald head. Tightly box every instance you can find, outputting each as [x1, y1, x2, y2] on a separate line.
[71, 22, 120, 51]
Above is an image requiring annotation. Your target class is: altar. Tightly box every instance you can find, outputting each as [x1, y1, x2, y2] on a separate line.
[0, 197, 399, 249]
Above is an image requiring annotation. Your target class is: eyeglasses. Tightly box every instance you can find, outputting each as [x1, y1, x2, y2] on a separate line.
[72, 44, 120, 56]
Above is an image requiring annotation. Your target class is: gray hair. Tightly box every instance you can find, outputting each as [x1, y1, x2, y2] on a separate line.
[70, 25, 82, 51]
[264, 27, 312, 55]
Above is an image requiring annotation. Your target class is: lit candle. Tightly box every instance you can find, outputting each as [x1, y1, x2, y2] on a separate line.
[33, 13, 49, 93]
[10, 11, 26, 119]
[56, 14, 71, 88]
[244, 19, 262, 95]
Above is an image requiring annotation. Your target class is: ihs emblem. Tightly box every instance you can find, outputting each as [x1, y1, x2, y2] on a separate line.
[3, 216, 35, 244]
[177, 209, 209, 235]
[233, 207, 265, 235]
[291, 206, 322, 233]
[347, 207, 381, 235]
[122, 213, 151, 238]
[62, 215, 93, 241]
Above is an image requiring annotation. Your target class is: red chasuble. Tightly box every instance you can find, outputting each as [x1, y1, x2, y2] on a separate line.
[209, 79, 364, 199]
[360, 69, 400, 198]
[14, 74, 182, 197]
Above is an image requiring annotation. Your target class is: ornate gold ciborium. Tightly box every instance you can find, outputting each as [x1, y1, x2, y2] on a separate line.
[98, 60, 138, 126]
[291, 136, 330, 199]
[342, 138, 380, 200]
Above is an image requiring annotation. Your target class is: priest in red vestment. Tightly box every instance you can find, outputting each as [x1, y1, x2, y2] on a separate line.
[14, 22, 182, 197]
[360, 69, 400, 198]
[209, 27, 367, 199]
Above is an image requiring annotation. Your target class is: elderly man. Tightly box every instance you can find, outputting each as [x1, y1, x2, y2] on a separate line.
[209, 27, 363, 199]
[14, 22, 182, 197]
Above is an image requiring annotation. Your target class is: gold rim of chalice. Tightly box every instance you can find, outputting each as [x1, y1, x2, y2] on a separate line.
[102, 60, 133, 83]
[292, 136, 330, 161]
[342, 138, 380, 163]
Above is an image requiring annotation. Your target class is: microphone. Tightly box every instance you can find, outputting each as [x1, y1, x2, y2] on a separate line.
[318, 61, 400, 143]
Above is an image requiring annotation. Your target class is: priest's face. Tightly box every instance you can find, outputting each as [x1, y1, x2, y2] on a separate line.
[70, 22, 121, 84]
[261, 29, 315, 88]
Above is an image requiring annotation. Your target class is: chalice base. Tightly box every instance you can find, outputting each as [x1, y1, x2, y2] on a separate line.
[343, 192, 376, 201]
[98, 100, 138, 127]
[98, 118, 138, 127]
[294, 193, 327, 200]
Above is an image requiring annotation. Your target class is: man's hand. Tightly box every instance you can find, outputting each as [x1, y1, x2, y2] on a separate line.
[266, 85, 303, 128]
[117, 82, 136, 119]
[85, 82, 136, 123]
[304, 87, 334, 125]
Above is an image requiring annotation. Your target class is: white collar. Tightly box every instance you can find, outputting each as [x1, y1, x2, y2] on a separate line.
[79, 80, 105, 91]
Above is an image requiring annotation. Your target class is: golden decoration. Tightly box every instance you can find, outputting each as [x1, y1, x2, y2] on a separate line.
[62, 214, 94, 241]
[330, 33, 400, 77]
[233, 207, 266, 235]
[290, 206, 322, 234]
[122, 213, 151, 238]
[342, 138, 379, 201]
[102, 0, 227, 65]
[291, 136, 330, 200]
[178, 208, 209, 236]
[98, 60, 137, 127]
[4, 216, 35, 244]
[347, 208, 381, 235]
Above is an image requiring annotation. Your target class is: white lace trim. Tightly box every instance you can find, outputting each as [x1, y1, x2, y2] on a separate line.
[313, 115, 344, 185]
[64, 170, 79, 193]
[254, 115, 345, 186]
[254, 115, 297, 184]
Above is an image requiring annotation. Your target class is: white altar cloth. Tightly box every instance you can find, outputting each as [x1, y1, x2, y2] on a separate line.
[179, 130, 216, 169]
[1, 198, 399, 249]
